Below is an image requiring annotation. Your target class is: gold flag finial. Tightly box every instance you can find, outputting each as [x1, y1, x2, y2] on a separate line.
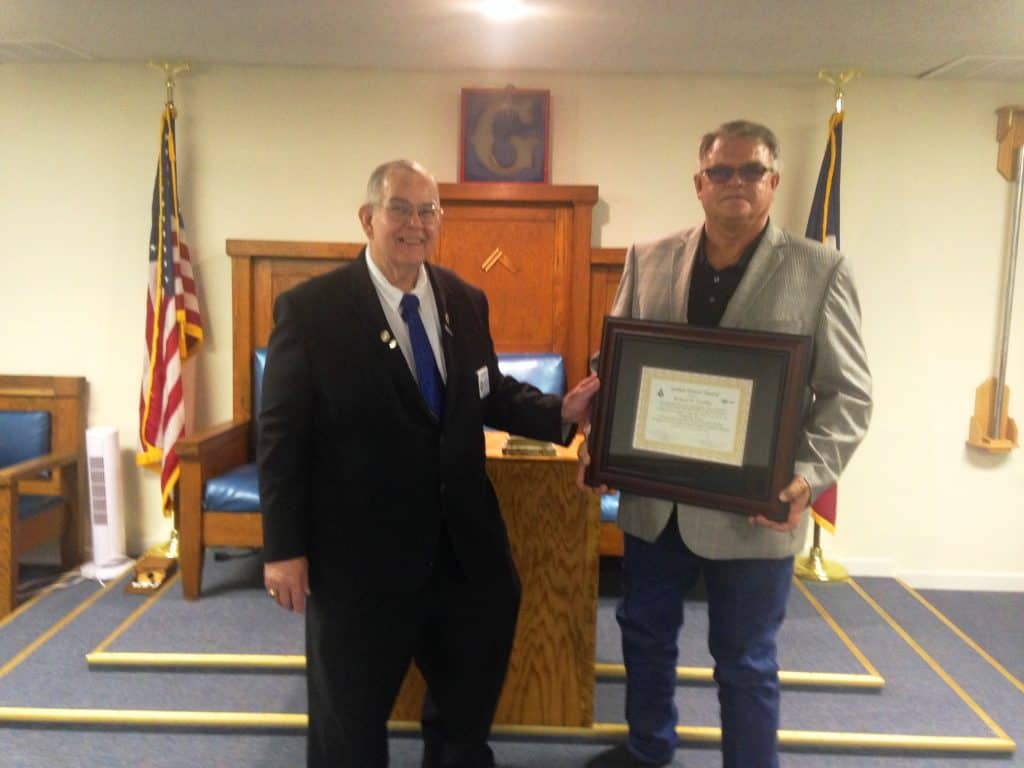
[818, 69, 861, 113]
[147, 60, 191, 114]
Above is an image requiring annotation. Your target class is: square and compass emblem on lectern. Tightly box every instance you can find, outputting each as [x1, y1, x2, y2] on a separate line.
[460, 87, 550, 183]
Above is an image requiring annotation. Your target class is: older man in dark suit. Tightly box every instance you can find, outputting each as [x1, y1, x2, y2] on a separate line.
[258, 159, 599, 768]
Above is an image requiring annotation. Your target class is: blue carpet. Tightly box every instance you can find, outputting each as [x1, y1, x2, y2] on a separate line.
[0, 553, 1020, 767]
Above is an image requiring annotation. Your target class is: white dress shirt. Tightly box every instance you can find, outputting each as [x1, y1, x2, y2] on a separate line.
[365, 246, 448, 385]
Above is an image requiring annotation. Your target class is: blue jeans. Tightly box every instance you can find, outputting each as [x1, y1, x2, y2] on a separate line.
[617, 518, 793, 767]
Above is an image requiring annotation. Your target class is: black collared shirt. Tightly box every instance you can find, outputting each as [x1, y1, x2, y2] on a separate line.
[686, 223, 767, 327]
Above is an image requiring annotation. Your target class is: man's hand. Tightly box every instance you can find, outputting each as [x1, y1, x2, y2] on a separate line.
[265, 556, 311, 615]
[750, 475, 810, 532]
[561, 374, 600, 425]
[575, 429, 610, 494]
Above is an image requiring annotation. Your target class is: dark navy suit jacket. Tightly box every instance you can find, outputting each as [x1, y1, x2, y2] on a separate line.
[258, 251, 566, 598]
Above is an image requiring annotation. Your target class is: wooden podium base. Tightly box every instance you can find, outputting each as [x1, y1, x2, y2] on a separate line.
[390, 433, 599, 727]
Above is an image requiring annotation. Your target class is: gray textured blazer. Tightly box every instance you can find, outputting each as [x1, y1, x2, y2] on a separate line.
[608, 221, 872, 560]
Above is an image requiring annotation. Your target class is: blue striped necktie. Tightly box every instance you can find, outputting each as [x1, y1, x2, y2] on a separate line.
[399, 293, 444, 418]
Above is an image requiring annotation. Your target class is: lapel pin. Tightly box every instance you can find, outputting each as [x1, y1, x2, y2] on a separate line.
[388, 339, 398, 349]
[380, 330, 391, 343]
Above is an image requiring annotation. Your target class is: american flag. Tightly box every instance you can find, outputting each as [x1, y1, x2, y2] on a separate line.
[804, 109, 843, 533]
[137, 105, 203, 515]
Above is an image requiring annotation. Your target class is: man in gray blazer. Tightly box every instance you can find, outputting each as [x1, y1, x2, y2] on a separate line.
[585, 120, 872, 767]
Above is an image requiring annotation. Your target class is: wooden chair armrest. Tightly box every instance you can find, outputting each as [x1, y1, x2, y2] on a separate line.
[0, 451, 79, 489]
[176, 418, 252, 480]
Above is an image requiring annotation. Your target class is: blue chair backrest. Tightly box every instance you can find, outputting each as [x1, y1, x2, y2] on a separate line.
[253, 348, 268, 420]
[497, 353, 566, 396]
[0, 411, 51, 469]
[248, 349, 563, 420]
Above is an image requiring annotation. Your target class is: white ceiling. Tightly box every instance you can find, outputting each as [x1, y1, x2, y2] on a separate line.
[3, 0, 1024, 81]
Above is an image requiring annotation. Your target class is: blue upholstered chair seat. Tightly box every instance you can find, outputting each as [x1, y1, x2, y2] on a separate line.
[17, 494, 63, 521]
[600, 491, 620, 524]
[199, 349, 267, 513]
[198, 351, 569, 514]
[496, 353, 565, 396]
[203, 462, 260, 512]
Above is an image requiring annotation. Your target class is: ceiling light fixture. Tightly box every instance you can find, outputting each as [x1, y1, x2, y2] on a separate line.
[479, 0, 528, 21]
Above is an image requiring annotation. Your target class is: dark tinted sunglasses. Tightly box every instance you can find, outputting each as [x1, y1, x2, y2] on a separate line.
[700, 163, 775, 184]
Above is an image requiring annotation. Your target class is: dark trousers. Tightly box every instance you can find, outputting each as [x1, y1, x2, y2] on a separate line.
[617, 516, 793, 767]
[305, 530, 521, 768]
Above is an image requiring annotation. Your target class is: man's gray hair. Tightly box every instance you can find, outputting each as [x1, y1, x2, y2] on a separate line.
[365, 159, 439, 205]
[698, 120, 780, 164]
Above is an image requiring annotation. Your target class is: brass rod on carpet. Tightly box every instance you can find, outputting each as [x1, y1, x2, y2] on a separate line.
[775, 729, 1015, 753]
[0, 708, 1012, 753]
[384, 720, 1020, 753]
[86, 651, 305, 668]
[400, 720, 1015, 751]
[85, 652, 884, 690]
[593, 662, 883, 689]
[0, 706, 304, 729]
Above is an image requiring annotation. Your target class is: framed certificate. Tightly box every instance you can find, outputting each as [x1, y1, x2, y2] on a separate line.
[586, 318, 812, 521]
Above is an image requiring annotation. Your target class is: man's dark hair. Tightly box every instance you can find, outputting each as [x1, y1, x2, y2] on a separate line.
[698, 120, 780, 163]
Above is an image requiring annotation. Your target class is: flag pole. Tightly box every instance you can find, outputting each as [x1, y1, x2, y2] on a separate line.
[128, 61, 194, 593]
[147, 60, 191, 116]
[794, 69, 859, 584]
[154, 59, 189, 562]
[966, 106, 1022, 454]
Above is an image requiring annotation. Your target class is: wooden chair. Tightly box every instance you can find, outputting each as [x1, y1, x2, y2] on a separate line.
[176, 240, 362, 599]
[178, 211, 631, 597]
[0, 375, 86, 617]
[177, 351, 266, 599]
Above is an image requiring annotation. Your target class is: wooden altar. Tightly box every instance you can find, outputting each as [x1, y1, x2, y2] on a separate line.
[390, 431, 600, 727]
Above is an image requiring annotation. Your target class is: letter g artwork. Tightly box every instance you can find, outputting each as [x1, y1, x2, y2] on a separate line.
[460, 88, 550, 183]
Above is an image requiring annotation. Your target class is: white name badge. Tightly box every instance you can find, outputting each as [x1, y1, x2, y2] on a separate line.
[477, 366, 490, 399]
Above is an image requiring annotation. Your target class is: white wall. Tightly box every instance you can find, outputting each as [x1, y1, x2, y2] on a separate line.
[2, 63, 1021, 589]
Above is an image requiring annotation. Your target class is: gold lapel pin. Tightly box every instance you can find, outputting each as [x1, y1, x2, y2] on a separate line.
[380, 330, 391, 343]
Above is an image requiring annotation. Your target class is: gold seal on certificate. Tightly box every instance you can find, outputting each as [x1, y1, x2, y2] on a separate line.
[585, 318, 811, 522]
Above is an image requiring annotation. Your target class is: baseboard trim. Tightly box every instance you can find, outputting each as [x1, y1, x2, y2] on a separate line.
[895, 570, 1024, 592]
[804, 556, 1024, 592]
[834, 558, 1024, 591]
[839, 557, 898, 578]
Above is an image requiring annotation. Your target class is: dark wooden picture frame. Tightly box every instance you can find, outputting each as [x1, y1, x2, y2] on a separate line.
[586, 318, 812, 521]
[459, 87, 550, 183]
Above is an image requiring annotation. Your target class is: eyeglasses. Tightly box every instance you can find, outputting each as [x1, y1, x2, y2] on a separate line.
[381, 199, 442, 225]
[700, 163, 775, 184]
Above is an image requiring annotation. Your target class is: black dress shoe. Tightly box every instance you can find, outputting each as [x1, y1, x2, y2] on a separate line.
[584, 744, 672, 767]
